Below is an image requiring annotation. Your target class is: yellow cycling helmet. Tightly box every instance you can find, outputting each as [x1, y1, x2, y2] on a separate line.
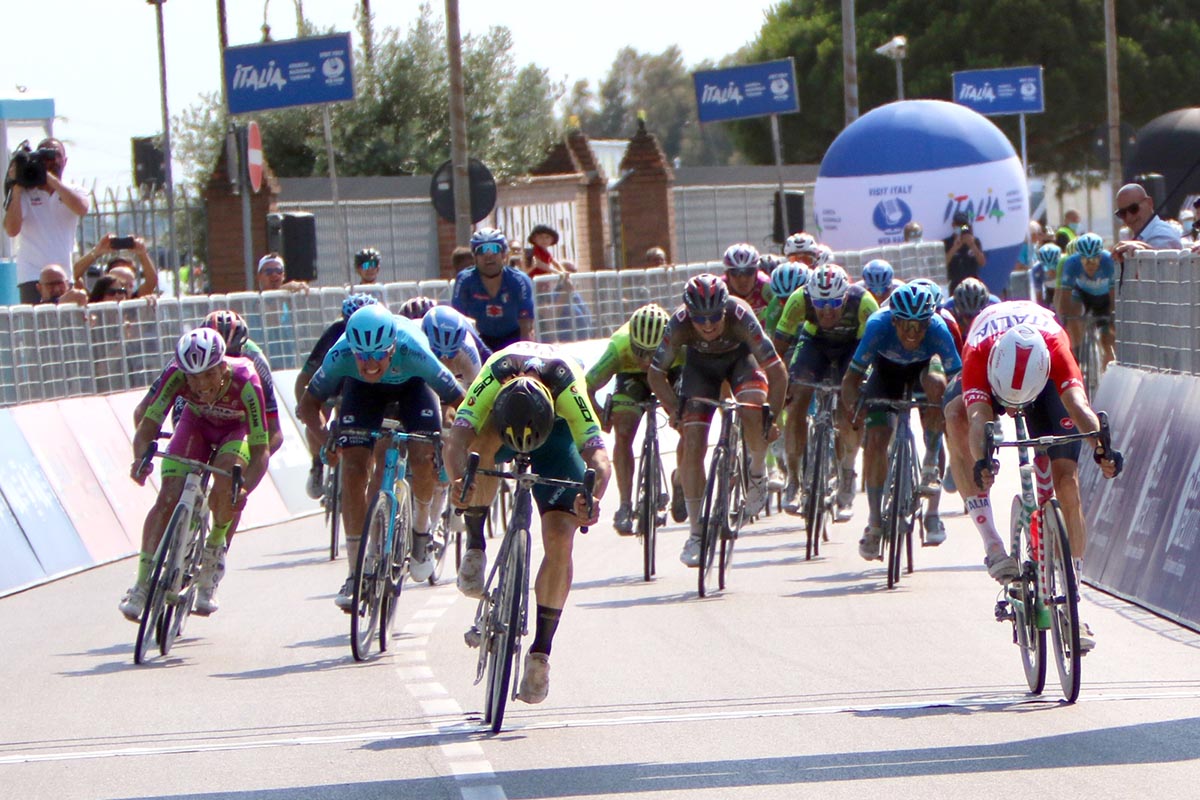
[628, 303, 670, 353]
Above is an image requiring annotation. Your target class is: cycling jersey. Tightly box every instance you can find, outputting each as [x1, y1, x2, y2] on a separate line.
[762, 295, 786, 337]
[937, 307, 965, 354]
[441, 333, 486, 386]
[776, 283, 877, 345]
[1058, 252, 1117, 297]
[850, 309, 963, 374]
[724, 271, 773, 322]
[302, 319, 346, 375]
[853, 277, 904, 305]
[652, 297, 780, 368]
[451, 265, 535, 347]
[455, 341, 605, 453]
[143, 338, 278, 419]
[306, 314, 464, 407]
[960, 301, 1082, 407]
[143, 357, 269, 448]
[586, 321, 684, 392]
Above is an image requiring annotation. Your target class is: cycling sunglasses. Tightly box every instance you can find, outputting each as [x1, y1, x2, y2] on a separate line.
[473, 243, 505, 255]
[354, 348, 392, 363]
[691, 311, 724, 325]
[358, 260, 380, 270]
[727, 267, 757, 278]
[811, 297, 845, 310]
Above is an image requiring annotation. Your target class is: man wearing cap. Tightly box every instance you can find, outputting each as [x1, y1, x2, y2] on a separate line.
[256, 252, 308, 293]
[943, 211, 987, 294]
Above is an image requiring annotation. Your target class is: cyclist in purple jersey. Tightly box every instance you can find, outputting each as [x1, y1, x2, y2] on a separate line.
[452, 228, 535, 351]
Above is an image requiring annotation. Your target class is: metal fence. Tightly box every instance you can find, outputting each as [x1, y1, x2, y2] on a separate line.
[79, 185, 199, 292]
[1115, 250, 1200, 375]
[0, 242, 946, 407]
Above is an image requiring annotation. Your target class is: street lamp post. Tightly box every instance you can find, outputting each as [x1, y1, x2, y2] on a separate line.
[875, 35, 907, 101]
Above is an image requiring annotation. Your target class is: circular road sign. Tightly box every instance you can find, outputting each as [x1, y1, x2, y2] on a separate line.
[430, 158, 497, 224]
[247, 121, 263, 193]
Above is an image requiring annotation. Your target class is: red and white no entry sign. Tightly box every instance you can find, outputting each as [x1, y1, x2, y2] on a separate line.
[247, 121, 263, 193]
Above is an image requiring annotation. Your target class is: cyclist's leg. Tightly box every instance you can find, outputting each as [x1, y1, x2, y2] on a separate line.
[609, 374, 647, 531]
[333, 380, 392, 598]
[861, 360, 903, 529]
[1089, 292, 1116, 368]
[830, 342, 861, 508]
[918, 363, 948, 524]
[1063, 293, 1086, 352]
[942, 379, 1004, 558]
[678, 355, 723, 559]
[197, 433, 251, 614]
[1025, 386, 1086, 560]
[455, 424, 504, 598]
[730, 353, 770, 513]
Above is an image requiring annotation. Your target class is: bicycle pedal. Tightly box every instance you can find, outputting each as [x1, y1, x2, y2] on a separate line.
[464, 625, 482, 649]
[994, 600, 1013, 622]
[656, 513, 668, 526]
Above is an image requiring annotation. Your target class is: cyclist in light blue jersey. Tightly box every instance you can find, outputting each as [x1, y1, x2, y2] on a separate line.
[1055, 232, 1118, 369]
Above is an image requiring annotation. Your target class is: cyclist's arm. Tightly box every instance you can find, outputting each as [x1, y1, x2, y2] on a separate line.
[966, 397, 997, 464]
[772, 291, 806, 354]
[293, 366, 316, 407]
[584, 341, 620, 398]
[580, 443, 612, 510]
[857, 292, 880, 337]
[1059, 385, 1103, 449]
[765, 358, 788, 420]
[131, 414, 162, 471]
[238, 376, 271, 493]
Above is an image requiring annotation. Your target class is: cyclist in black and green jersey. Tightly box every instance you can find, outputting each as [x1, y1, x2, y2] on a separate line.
[585, 303, 683, 533]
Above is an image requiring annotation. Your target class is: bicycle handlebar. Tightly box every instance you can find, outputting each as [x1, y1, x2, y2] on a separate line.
[791, 380, 841, 394]
[459, 451, 597, 533]
[137, 442, 243, 505]
[984, 410, 1111, 462]
[864, 397, 941, 412]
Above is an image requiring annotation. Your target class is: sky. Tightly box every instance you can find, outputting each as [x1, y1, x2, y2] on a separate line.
[1, 1, 778, 194]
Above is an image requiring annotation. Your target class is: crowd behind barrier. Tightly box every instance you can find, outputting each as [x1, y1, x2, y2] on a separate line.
[1114, 249, 1200, 376]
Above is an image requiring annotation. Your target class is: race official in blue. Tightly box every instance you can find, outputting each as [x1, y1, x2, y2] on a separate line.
[452, 227, 536, 352]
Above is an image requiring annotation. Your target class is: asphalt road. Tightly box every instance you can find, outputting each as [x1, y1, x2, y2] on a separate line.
[4, 427, 1200, 800]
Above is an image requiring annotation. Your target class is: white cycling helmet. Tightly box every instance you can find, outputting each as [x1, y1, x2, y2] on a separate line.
[722, 243, 760, 272]
[811, 243, 834, 268]
[784, 232, 817, 257]
[807, 265, 849, 302]
[987, 325, 1051, 408]
[176, 327, 226, 375]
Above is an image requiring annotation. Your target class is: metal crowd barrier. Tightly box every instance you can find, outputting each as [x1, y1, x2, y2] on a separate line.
[1116, 250, 1200, 376]
[0, 242, 946, 407]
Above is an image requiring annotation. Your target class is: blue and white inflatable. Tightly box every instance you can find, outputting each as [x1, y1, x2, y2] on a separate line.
[814, 100, 1028, 293]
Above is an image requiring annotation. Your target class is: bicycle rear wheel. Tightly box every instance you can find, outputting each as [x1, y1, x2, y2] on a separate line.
[485, 528, 527, 734]
[803, 422, 828, 561]
[350, 493, 390, 661]
[1043, 500, 1081, 703]
[1009, 496, 1046, 694]
[326, 463, 341, 561]
[698, 444, 727, 598]
[638, 434, 659, 582]
[380, 485, 412, 652]
[135, 504, 186, 664]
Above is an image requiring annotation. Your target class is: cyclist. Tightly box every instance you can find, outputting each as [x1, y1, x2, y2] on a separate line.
[399, 295, 438, 321]
[421, 304, 492, 390]
[762, 261, 808, 338]
[293, 293, 381, 498]
[945, 277, 1001, 338]
[298, 304, 466, 610]
[772, 264, 877, 515]
[784, 232, 820, 265]
[859, 259, 903, 306]
[1034, 242, 1062, 308]
[451, 227, 535, 351]
[646, 274, 786, 566]
[447, 341, 611, 704]
[585, 303, 682, 534]
[120, 329, 270, 621]
[354, 247, 382, 285]
[721, 242, 774, 326]
[840, 283, 962, 559]
[942, 303, 1122, 647]
[1056, 232, 1118, 371]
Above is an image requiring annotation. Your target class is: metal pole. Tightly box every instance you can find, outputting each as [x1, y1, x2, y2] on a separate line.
[238, 124, 254, 290]
[322, 106, 351, 285]
[841, 0, 859, 125]
[895, 59, 904, 101]
[151, 0, 179, 297]
[445, 0, 473, 245]
[770, 114, 789, 239]
[1104, 0, 1122, 242]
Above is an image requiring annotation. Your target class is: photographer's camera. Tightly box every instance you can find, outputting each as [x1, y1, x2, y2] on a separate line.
[9, 142, 56, 189]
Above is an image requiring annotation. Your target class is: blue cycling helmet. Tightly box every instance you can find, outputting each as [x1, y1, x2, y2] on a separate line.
[890, 283, 936, 321]
[1037, 242, 1063, 270]
[345, 304, 397, 354]
[1075, 232, 1104, 259]
[469, 227, 508, 253]
[421, 305, 471, 358]
[908, 277, 944, 306]
[861, 259, 894, 295]
[342, 292, 380, 320]
[769, 262, 807, 299]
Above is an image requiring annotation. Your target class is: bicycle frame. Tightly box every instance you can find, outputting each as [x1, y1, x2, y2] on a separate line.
[868, 388, 927, 589]
[795, 380, 841, 561]
[690, 396, 756, 597]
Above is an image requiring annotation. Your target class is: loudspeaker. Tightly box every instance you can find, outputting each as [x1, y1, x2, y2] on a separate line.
[266, 212, 318, 281]
[131, 136, 166, 191]
[1134, 173, 1166, 214]
[773, 190, 806, 243]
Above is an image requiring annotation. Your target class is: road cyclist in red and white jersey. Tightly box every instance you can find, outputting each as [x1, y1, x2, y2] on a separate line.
[942, 301, 1122, 647]
[721, 243, 774, 324]
[119, 328, 271, 621]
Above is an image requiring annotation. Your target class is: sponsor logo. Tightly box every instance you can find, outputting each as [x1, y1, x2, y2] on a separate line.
[944, 191, 1005, 225]
[871, 197, 912, 234]
[957, 81, 996, 104]
[486, 305, 503, 318]
[232, 61, 287, 92]
[701, 81, 745, 106]
[573, 394, 594, 423]
[1061, 417, 1075, 430]
[420, 408, 435, 417]
[322, 56, 346, 81]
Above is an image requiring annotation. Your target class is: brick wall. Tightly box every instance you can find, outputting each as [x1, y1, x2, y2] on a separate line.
[616, 121, 676, 267]
[204, 148, 280, 293]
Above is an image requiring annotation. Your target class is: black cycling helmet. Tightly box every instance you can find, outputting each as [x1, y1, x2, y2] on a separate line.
[355, 247, 381, 269]
[203, 309, 249, 356]
[492, 376, 555, 454]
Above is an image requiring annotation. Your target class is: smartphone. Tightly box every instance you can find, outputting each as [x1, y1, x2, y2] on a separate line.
[110, 235, 136, 250]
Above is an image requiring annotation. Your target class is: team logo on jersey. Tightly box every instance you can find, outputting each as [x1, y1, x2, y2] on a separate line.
[486, 305, 503, 318]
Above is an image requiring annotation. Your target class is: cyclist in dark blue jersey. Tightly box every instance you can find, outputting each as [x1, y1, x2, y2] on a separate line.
[452, 228, 536, 351]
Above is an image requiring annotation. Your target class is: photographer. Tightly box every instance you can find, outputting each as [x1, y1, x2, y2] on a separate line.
[4, 138, 89, 305]
[73, 234, 159, 298]
[943, 211, 987, 294]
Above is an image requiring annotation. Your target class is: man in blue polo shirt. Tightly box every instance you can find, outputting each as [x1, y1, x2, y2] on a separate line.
[451, 228, 536, 351]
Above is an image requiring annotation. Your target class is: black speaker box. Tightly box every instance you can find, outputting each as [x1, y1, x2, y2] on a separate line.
[266, 212, 318, 282]
[773, 190, 806, 243]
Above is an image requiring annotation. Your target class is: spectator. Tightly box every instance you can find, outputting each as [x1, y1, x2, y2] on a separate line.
[3, 138, 90, 305]
[74, 234, 159, 298]
[645, 247, 668, 267]
[87, 274, 129, 304]
[903, 221, 923, 243]
[36, 264, 87, 306]
[524, 224, 568, 277]
[1055, 209, 1081, 249]
[353, 247, 382, 285]
[451, 246, 474, 273]
[943, 211, 987, 293]
[256, 252, 308, 293]
[1180, 208, 1196, 246]
[1111, 183, 1182, 262]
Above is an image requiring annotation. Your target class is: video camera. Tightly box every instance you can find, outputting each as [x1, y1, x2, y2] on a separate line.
[8, 141, 57, 189]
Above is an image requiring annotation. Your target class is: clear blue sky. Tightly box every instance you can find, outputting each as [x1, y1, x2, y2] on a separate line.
[1, 1, 777, 192]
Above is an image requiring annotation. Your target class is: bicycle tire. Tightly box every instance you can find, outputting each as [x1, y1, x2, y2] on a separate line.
[904, 431, 919, 576]
[380, 484, 412, 652]
[639, 432, 658, 582]
[135, 503, 186, 664]
[884, 431, 906, 589]
[803, 421, 827, 561]
[1009, 496, 1046, 694]
[1044, 499, 1081, 703]
[429, 489, 452, 586]
[698, 443, 726, 598]
[485, 528, 527, 734]
[327, 463, 341, 561]
[160, 509, 206, 657]
[350, 493, 390, 662]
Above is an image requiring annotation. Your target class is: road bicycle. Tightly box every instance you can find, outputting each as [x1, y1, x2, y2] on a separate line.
[794, 380, 841, 561]
[132, 443, 242, 665]
[322, 456, 342, 561]
[460, 452, 595, 734]
[1072, 312, 1112, 400]
[986, 410, 1111, 703]
[630, 397, 670, 582]
[349, 422, 443, 662]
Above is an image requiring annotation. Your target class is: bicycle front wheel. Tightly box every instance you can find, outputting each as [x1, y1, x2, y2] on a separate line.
[884, 435, 906, 589]
[485, 528, 528, 734]
[135, 503, 187, 664]
[699, 444, 727, 598]
[803, 422, 827, 561]
[350, 492, 390, 662]
[160, 509, 206, 657]
[1044, 500, 1081, 703]
[327, 462, 341, 561]
[379, 484, 412, 653]
[638, 433, 658, 582]
[1009, 497, 1046, 694]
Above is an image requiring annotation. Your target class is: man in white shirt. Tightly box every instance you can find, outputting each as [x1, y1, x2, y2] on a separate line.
[3, 138, 89, 305]
[1111, 183, 1182, 263]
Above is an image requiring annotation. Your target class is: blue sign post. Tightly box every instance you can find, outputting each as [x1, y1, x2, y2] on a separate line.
[223, 33, 355, 115]
[693, 59, 801, 237]
[952, 66, 1044, 117]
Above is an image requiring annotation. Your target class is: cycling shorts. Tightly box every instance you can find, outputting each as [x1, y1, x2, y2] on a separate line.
[679, 345, 767, 425]
[494, 418, 586, 516]
[337, 377, 441, 448]
[788, 336, 857, 385]
[944, 375, 1082, 462]
[162, 408, 250, 478]
[862, 357, 930, 428]
[610, 367, 682, 415]
[1075, 292, 1113, 327]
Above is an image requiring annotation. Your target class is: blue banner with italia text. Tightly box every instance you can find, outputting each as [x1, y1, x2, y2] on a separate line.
[224, 33, 355, 115]
[952, 66, 1044, 116]
[693, 59, 799, 124]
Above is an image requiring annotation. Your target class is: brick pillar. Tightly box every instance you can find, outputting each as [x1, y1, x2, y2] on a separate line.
[203, 148, 280, 293]
[566, 129, 610, 270]
[436, 216, 462, 280]
[616, 119, 675, 268]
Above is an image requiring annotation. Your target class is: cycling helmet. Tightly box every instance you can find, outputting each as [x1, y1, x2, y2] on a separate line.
[722, 243, 760, 272]
[784, 232, 817, 257]
[342, 292, 380, 320]
[812, 244, 834, 268]
[469, 227, 508, 253]
[175, 327, 226, 374]
[861, 259, 895, 296]
[952, 277, 991, 317]
[354, 247, 381, 269]
[908, 277, 944, 306]
[345, 304, 397, 354]
[683, 273, 729, 316]
[889, 283, 936, 321]
[421, 305, 471, 359]
[1037, 243, 1062, 271]
[807, 265, 850, 302]
[202, 309, 249, 356]
[1075, 232, 1104, 259]
[492, 376, 556, 453]
[988, 325, 1050, 408]
[768, 262, 808, 299]
[398, 296, 437, 320]
[628, 303, 671, 353]
[758, 253, 787, 272]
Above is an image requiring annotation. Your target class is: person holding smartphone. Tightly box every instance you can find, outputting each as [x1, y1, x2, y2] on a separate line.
[73, 233, 159, 298]
[943, 211, 987, 294]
